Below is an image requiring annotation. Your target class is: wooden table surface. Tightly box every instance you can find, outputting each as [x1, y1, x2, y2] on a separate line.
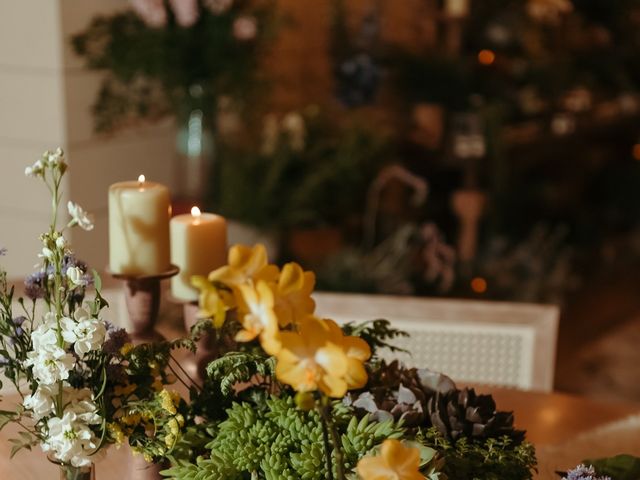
[0, 388, 637, 479]
[478, 387, 640, 446]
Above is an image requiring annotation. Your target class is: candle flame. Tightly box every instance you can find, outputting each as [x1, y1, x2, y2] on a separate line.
[191, 206, 202, 218]
[138, 174, 146, 184]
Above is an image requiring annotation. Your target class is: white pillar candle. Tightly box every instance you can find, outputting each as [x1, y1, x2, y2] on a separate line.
[170, 206, 227, 301]
[109, 175, 171, 276]
[445, 0, 469, 17]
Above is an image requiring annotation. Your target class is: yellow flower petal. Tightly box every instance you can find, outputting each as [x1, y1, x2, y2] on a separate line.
[357, 440, 425, 480]
[314, 342, 348, 377]
[319, 372, 348, 398]
[274, 263, 316, 327]
[342, 336, 372, 362]
[208, 244, 279, 287]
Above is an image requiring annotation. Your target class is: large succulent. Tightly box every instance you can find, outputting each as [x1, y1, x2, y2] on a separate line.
[427, 388, 525, 444]
[346, 361, 456, 427]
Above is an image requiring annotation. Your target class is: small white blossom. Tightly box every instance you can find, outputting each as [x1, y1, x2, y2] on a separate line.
[67, 202, 94, 231]
[61, 308, 106, 357]
[69, 394, 101, 426]
[66, 266, 87, 287]
[46, 148, 65, 168]
[40, 247, 54, 260]
[23, 384, 57, 421]
[55, 235, 67, 250]
[31, 313, 61, 353]
[25, 347, 75, 385]
[25, 159, 45, 177]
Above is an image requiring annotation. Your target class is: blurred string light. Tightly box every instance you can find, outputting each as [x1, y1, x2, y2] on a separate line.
[632, 143, 640, 161]
[478, 49, 496, 66]
[471, 277, 488, 294]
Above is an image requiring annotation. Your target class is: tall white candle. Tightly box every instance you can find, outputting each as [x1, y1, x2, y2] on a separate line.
[170, 207, 227, 301]
[109, 175, 171, 276]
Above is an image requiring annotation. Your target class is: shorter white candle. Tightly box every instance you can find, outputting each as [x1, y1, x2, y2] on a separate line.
[170, 207, 228, 301]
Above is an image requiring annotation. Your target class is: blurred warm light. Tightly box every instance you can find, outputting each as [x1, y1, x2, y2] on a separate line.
[191, 206, 202, 218]
[478, 49, 496, 66]
[538, 406, 561, 425]
[471, 277, 488, 293]
[138, 174, 146, 184]
[632, 144, 640, 161]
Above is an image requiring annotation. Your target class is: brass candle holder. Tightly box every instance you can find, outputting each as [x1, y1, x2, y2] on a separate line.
[109, 265, 180, 344]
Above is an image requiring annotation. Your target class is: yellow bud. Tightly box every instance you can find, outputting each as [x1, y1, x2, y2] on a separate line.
[295, 391, 316, 411]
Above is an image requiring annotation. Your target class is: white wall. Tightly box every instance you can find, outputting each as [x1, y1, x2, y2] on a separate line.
[0, 1, 177, 279]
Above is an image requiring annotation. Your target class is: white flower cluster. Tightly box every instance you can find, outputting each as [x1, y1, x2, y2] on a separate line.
[25, 387, 102, 467]
[22, 309, 106, 466]
[25, 148, 66, 177]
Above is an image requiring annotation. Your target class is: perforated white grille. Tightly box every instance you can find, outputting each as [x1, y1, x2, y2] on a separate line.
[377, 322, 536, 389]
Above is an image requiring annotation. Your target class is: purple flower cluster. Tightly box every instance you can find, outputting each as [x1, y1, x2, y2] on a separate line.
[25, 255, 93, 300]
[102, 327, 130, 356]
[563, 464, 611, 480]
[0, 247, 6, 256]
[24, 270, 47, 300]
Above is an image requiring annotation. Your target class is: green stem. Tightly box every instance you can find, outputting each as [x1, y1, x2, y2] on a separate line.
[318, 401, 335, 480]
[317, 395, 347, 480]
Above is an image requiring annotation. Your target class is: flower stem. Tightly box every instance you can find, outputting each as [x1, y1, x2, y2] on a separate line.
[316, 395, 346, 480]
[318, 401, 335, 480]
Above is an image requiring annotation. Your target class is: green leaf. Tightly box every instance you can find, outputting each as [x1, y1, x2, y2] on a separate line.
[8, 432, 37, 459]
[92, 269, 102, 293]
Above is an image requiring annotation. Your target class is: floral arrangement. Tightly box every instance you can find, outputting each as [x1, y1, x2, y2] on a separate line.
[150, 243, 537, 479]
[0, 151, 191, 477]
[71, 0, 275, 132]
[0, 151, 124, 471]
[0, 151, 536, 479]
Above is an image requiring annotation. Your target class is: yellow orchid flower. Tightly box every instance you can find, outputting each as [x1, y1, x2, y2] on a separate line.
[356, 439, 426, 480]
[273, 262, 316, 327]
[191, 275, 229, 328]
[275, 316, 370, 398]
[235, 280, 281, 355]
[208, 244, 279, 287]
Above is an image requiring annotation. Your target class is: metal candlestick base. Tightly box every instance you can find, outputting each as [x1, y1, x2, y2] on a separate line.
[109, 265, 180, 344]
[183, 302, 218, 383]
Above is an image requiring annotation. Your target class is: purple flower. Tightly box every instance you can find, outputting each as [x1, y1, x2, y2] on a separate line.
[24, 271, 47, 300]
[0, 247, 6, 256]
[62, 254, 87, 273]
[12, 317, 26, 338]
[563, 464, 611, 480]
[103, 328, 130, 356]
